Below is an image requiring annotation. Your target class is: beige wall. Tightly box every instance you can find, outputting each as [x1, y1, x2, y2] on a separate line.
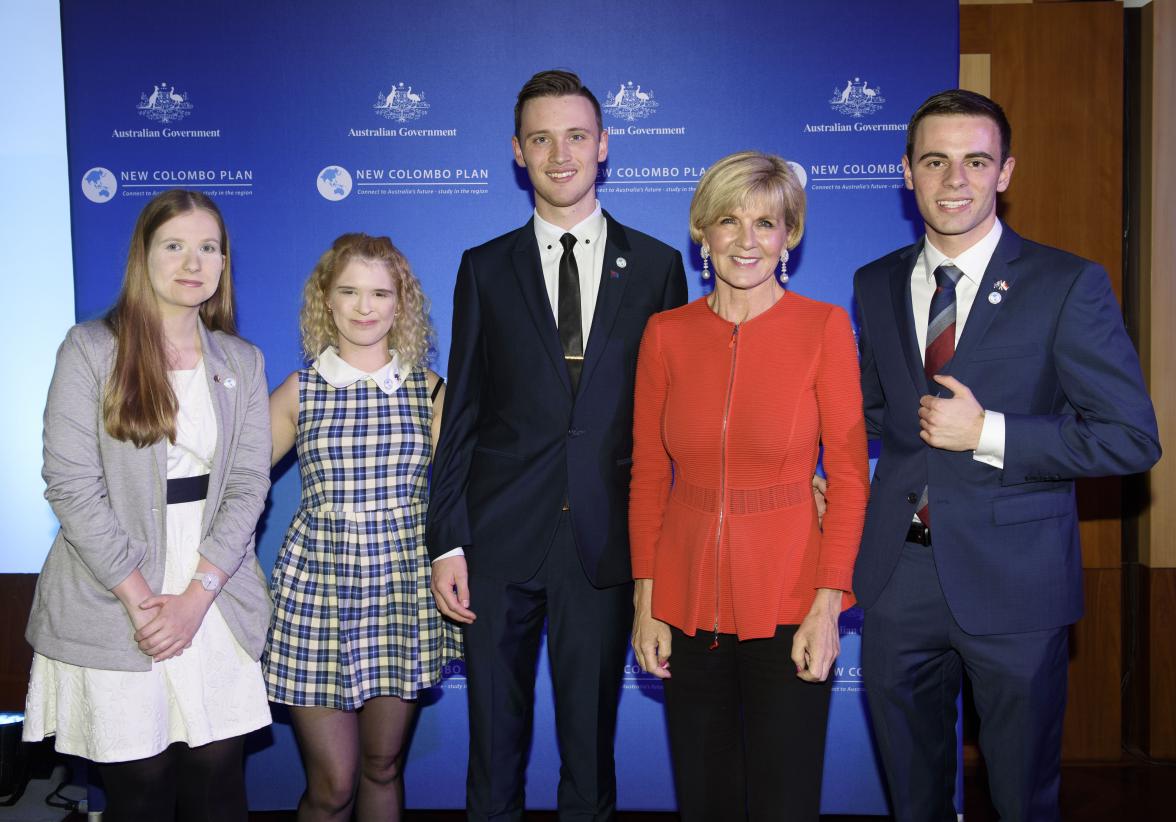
[1139, 0, 1176, 568]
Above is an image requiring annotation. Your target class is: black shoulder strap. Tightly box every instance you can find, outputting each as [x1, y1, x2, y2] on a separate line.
[430, 377, 445, 403]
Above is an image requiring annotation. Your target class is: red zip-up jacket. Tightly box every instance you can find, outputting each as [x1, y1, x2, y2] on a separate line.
[629, 294, 868, 640]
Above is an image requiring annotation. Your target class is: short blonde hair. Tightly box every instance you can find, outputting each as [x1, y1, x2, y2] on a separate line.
[689, 151, 806, 249]
[300, 233, 434, 367]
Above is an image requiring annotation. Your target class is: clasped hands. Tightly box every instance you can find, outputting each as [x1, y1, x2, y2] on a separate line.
[919, 374, 985, 451]
[129, 588, 216, 662]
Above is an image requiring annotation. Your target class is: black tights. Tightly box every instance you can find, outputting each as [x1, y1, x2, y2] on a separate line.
[96, 736, 248, 822]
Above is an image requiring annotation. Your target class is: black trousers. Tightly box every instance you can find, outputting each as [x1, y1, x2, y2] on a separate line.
[463, 512, 632, 821]
[663, 624, 834, 822]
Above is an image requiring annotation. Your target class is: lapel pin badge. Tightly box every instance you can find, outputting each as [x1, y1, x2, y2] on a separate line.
[989, 280, 1009, 304]
[220, 376, 237, 389]
[615, 257, 627, 269]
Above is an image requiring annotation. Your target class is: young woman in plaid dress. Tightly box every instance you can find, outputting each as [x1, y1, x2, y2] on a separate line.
[264, 233, 460, 821]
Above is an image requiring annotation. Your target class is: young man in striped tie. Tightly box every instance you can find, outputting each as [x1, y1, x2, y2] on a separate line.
[852, 89, 1159, 822]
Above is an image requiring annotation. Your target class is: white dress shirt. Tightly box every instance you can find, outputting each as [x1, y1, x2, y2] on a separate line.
[435, 206, 608, 563]
[533, 202, 607, 346]
[911, 220, 1005, 469]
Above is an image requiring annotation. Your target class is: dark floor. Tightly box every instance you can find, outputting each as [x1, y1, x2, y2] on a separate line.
[236, 753, 1174, 821]
[37, 750, 1171, 820]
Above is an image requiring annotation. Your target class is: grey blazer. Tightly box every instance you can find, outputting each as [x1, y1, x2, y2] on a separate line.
[26, 319, 272, 671]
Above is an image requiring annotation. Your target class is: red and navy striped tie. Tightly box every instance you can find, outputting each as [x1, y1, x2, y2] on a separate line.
[924, 262, 962, 385]
[917, 262, 962, 527]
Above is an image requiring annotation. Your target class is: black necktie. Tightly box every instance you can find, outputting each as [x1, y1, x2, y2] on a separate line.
[558, 232, 584, 392]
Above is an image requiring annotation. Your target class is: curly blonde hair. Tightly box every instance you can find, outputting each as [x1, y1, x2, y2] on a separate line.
[300, 233, 434, 367]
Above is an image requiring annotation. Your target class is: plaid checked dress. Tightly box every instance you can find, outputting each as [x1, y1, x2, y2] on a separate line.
[263, 363, 461, 709]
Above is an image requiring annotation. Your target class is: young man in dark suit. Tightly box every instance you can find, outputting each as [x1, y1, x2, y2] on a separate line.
[427, 69, 687, 821]
[853, 89, 1160, 822]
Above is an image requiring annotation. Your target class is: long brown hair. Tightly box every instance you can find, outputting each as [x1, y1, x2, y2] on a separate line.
[103, 189, 236, 447]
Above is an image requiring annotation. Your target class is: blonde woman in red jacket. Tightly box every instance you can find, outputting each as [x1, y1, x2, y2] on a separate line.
[629, 151, 869, 821]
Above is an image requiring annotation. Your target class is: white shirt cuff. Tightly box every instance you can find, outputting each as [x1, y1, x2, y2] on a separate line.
[433, 547, 465, 562]
[973, 410, 1005, 469]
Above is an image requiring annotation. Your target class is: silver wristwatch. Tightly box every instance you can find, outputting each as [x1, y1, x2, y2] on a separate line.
[192, 572, 221, 593]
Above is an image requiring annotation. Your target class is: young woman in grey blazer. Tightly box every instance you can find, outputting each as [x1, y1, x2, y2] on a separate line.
[23, 189, 272, 821]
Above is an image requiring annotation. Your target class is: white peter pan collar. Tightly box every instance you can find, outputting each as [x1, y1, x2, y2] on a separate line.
[312, 346, 405, 396]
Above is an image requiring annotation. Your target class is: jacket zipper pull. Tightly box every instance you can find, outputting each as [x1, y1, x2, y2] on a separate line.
[712, 324, 739, 652]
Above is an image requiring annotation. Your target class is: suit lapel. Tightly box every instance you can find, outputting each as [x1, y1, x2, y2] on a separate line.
[511, 222, 572, 395]
[952, 227, 1024, 366]
[888, 241, 926, 395]
[579, 212, 633, 394]
[199, 323, 234, 535]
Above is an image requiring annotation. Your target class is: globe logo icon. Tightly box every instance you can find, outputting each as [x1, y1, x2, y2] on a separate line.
[81, 167, 117, 204]
[317, 166, 353, 201]
[787, 161, 808, 189]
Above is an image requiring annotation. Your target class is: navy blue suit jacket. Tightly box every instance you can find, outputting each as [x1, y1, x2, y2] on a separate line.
[852, 226, 1159, 635]
[427, 212, 687, 587]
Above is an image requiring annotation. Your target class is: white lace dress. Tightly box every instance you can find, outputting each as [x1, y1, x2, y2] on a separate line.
[24, 360, 271, 762]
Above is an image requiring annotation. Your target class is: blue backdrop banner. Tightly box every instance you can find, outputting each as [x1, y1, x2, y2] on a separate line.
[59, 0, 958, 812]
